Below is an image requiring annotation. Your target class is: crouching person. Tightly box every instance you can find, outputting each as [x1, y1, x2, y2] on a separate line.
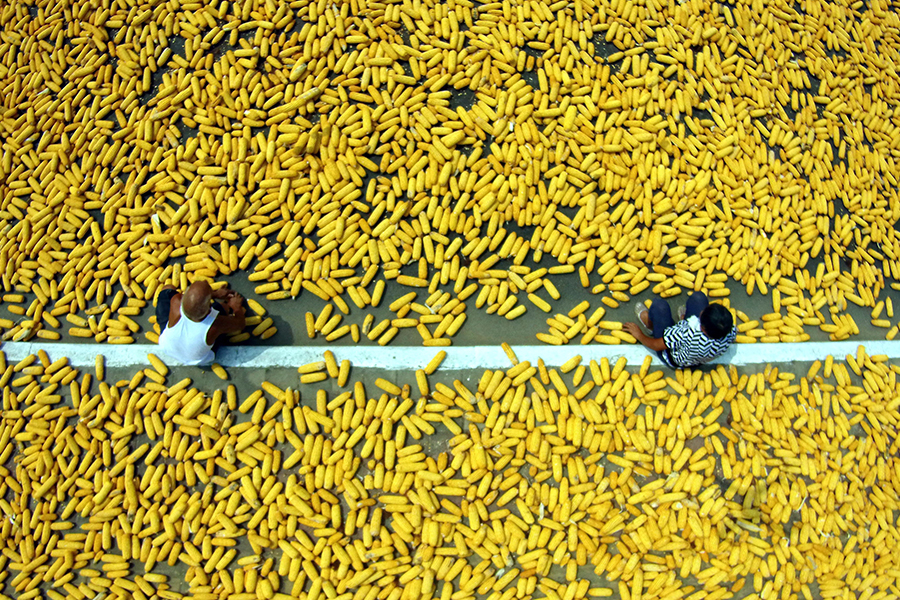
[155, 280, 245, 366]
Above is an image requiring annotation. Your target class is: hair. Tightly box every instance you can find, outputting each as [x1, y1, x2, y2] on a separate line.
[182, 281, 212, 322]
[700, 304, 733, 339]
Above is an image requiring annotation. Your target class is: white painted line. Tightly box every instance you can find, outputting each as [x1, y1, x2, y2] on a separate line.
[1, 341, 898, 370]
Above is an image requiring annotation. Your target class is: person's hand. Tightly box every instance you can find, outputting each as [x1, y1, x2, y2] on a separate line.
[227, 293, 244, 312]
[622, 322, 643, 340]
[212, 286, 236, 300]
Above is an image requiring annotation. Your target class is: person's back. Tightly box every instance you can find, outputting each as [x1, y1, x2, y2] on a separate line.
[158, 304, 218, 366]
[154, 281, 245, 366]
[661, 306, 736, 368]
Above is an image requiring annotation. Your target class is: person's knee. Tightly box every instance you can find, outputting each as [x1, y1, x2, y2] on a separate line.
[648, 297, 672, 330]
[686, 292, 709, 316]
[155, 287, 176, 305]
[650, 297, 668, 310]
[650, 297, 671, 317]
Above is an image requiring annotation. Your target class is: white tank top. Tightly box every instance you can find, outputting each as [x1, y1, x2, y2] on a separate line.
[158, 305, 218, 366]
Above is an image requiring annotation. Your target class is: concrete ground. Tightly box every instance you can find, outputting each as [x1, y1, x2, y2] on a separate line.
[9, 255, 894, 350]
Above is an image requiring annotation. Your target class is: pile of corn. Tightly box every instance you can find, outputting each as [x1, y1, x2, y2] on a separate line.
[2, 0, 900, 345]
[0, 346, 898, 600]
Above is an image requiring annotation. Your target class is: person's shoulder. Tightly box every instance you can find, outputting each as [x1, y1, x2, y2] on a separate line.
[663, 320, 691, 340]
[666, 320, 692, 333]
[705, 327, 736, 348]
[165, 291, 183, 307]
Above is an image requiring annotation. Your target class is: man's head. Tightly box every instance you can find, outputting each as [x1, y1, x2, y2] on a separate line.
[182, 281, 213, 322]
[700, 304, 733, 339]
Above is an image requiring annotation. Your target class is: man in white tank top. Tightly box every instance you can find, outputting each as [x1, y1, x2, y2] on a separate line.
[155, 281, 246, 366]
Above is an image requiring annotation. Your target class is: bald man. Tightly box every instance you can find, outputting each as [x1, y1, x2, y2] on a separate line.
[155, 281, 246, 365]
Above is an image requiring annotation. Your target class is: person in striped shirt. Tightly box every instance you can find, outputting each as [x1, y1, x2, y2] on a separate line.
[623, 292, 736, 368]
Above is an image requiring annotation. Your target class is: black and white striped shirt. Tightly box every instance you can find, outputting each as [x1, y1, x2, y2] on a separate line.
[661, 316, 736, 368]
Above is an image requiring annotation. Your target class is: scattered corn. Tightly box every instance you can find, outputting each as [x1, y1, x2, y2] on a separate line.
[0, 0, 894, 350]
[0, 345, 896, 599]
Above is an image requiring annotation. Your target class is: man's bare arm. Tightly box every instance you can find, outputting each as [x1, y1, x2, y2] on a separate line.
[167, 292, 183, 329]
[206, 307, 246, 346]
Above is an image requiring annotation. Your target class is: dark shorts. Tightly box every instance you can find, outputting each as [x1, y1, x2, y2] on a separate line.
[155, 288, 177, 334]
